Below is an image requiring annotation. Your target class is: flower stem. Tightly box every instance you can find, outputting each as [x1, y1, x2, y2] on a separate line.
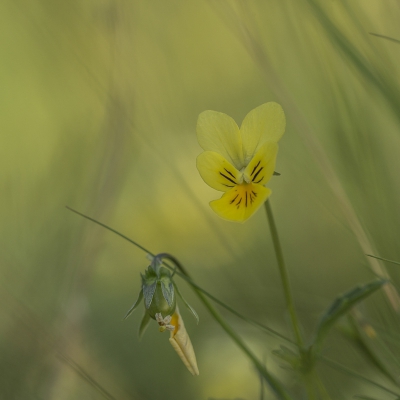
[264, 201, 318, 398]
[161, 254, 293, 400]
[264, 200, 304, 349]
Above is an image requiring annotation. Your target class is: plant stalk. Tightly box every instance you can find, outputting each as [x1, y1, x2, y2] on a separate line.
[264, 200, 304, 349]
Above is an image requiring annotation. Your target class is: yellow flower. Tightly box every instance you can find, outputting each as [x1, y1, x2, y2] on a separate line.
[196, 102, 286, 222]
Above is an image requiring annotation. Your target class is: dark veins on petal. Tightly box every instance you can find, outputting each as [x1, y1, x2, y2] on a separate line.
[251, 160, 264, 184]
[219, 169, 238, 188]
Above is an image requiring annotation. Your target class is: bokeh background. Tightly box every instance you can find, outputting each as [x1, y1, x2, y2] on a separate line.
[2, 0, 400, 399]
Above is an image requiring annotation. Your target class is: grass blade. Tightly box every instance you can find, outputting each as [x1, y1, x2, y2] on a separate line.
[367, 255, 400, 266]
[369, 33, 400, 45]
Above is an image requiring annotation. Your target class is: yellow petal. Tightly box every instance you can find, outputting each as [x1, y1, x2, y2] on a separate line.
[169, 308, 199, 376]
[197, 110, 244, 170]
[243, 141, 278, 186]
[210, 183, 271, 223]
[196, 151, 242, 192]
[240, 102, 285, 165]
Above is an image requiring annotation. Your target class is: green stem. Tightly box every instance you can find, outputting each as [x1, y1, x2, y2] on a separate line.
[161, 254, 293, 400]
[264, 201, 317, 399]
[264, 200, 304, 348]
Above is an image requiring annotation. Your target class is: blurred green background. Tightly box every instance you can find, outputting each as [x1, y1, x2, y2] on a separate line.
[2, 0, 400, 399]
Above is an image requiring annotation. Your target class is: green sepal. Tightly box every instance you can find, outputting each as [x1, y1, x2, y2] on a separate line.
[123, 289, 144, 320]
[160, 270, 174, 307]
[143, 282, 157, 309]
[308, 279, 387, 360]
[142, 270, 157, 309]
[150, 257, 163, 275]
[138, 313, 151, 339]
[174, 282, 199, 324]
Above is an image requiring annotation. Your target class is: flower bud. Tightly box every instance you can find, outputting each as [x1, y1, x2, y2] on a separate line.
[141, 264, 176, 320]
[146, 281, 176, 319]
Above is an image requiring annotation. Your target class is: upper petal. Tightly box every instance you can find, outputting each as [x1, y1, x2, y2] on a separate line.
[243, 141, 278, 186]
[240, 102, 285, 165]
[197, 110, 244, 170]
[197, 151, 242, 192]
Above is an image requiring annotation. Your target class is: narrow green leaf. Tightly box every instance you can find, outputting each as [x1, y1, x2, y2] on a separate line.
[123, 289, 143, 320]
[310, 279, 387, 357]
[366, 254, 400, 266]
[138, 313, 151, 339]
[174, 282, 199, 324]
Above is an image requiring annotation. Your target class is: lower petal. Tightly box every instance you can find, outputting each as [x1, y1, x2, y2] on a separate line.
[210, 183, 271, 223]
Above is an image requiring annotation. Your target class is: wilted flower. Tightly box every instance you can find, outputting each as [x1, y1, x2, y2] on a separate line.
[196, 102, 285, 222]
[169, 306, 199, 376]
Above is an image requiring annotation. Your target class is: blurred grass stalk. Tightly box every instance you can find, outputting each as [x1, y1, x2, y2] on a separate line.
[4, 0, 400, 398]
[208, 0, 400, 396]
[209, 0, 400, 309]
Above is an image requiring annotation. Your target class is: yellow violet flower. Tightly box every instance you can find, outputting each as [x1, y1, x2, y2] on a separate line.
[196, 102, 285, 223]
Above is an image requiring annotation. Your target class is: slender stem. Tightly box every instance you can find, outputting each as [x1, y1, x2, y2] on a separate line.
[66, 206, 152, 256]
[264, 200, 304, 349]
[264, 201, 317, 398]
[160, 254, 293, 400]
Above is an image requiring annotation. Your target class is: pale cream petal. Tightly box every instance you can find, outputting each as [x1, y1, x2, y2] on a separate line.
[243, 142, 278, 186]
[196, 151, 242, 192]
[240, 102, 285, 165]
[210, 184, 271, 223]
[169, 308, 199, 376]
[197, 110, 244, 170]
